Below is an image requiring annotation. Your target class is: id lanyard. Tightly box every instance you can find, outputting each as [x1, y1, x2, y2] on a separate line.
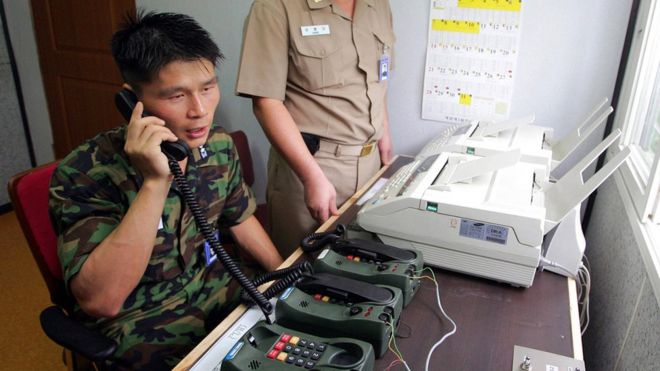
[379, 46, 390, 81]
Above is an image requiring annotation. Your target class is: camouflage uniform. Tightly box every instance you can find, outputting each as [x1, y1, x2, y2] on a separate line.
[49, 124, 257, 370]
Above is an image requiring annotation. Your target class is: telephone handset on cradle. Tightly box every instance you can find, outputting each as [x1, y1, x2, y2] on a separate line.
[114, 88, 279, 319]
[275, 272, 404, 357]
[300, 225, 423, 307]
[114, 89, 189, 161]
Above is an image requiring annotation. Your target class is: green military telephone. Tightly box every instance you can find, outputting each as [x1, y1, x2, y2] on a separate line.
[221, 321, 375, 371]
[275, 272, 403, 358]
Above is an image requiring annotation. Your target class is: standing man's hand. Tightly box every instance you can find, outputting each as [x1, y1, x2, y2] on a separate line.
[252, 97, 341, 224]
[378, 130, 393, 166]
[303, 173, 339, 223]
[379, 98, 393, 166]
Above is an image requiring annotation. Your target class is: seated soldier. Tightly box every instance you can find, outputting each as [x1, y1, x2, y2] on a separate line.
[49, 11, 283, 370]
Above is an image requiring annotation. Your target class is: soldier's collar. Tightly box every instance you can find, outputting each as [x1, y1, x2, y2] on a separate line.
[190, 145, 206, 163]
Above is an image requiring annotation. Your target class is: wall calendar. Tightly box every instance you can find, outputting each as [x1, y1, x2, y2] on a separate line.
[422, 0, 524, 124]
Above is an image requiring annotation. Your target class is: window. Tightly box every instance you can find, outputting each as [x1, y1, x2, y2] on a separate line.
[637, 68, 660, 166]
[614, 0, 660, 223]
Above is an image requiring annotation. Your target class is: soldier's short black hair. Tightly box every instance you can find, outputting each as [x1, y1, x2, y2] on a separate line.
[111, 10, 224, 92]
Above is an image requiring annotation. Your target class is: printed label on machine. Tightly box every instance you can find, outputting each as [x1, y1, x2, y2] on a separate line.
[459, 219, 508, 245]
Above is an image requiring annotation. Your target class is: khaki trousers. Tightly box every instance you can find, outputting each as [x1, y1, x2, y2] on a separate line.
[266, 144, 381, 258]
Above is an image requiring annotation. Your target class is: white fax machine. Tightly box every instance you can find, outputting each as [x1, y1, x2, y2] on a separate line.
[356, 99, 630, 287]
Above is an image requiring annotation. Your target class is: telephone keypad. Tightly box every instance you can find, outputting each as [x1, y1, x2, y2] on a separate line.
[266, 332, 326, 369]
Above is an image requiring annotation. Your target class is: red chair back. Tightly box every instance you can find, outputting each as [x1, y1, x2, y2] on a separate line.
[229, 130, 255, 187]
[8, 161, 68, 308]
[229, 130, 267, 229]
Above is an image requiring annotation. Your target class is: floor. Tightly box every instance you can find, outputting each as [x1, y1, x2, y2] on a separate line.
[0, 211, 65, 370]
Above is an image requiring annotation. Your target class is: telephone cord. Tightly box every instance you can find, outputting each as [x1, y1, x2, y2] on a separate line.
[168, 158, 273, 317]
[240, 262, 314, 304]
[386, 320, 411, 371]
[299, 224, 346, 253]
[413, 267, 457, 371]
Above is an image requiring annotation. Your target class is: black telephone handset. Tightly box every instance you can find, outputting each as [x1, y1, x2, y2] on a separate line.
[113, 88, 276, 318]
[300, 225, 416, 262]
[114, 89, 189, 161]
[296, 273, 394, 304]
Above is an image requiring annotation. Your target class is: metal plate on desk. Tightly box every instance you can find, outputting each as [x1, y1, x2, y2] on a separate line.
[512, 345, 585, 371]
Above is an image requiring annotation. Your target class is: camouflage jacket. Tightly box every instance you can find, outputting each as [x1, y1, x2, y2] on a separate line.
[49, 124, 256, 325]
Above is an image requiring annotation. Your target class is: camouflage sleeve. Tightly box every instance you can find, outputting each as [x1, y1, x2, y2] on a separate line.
[218, 136, 257, 227]
[49, 163, 124, 291]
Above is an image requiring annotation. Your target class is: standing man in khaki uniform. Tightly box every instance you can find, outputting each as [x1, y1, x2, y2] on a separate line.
[236, 0, 395, 258]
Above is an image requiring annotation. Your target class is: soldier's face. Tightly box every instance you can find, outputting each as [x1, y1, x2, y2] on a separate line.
[139, 59, 221, 149]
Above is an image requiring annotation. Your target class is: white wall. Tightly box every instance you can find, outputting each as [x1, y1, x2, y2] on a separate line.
[0, 5, 32, 205]
[138, 0, 632, 203]
[388, 1, 631, 158]
[3, 0, 53, 166]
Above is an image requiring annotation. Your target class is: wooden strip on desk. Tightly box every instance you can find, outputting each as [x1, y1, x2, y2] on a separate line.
[568, 278, 584, 360]
[173, 304, 248, 371]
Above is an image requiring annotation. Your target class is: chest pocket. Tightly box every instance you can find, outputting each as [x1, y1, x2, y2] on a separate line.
[373, 26, 394, 56]
[289, 31, 342, 91]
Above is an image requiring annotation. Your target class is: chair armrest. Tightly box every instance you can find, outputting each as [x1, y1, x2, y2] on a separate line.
[40, 306, 117, 362]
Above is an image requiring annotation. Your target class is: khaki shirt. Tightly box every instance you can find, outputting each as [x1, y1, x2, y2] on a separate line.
[236, 0, 395, 145]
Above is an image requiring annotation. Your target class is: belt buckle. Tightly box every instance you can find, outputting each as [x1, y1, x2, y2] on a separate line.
[360, 142, 375, 157]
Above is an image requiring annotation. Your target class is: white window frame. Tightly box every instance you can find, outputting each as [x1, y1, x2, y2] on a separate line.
[612, 0, 660, 304]
[614, 0, 660, 223]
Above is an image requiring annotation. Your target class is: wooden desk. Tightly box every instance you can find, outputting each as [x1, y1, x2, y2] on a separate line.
[175, 156, 582, 370]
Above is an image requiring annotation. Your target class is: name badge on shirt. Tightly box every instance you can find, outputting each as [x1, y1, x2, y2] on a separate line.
[203, 231, 220, 266]
[301, 24, 330, 36]
[379, 53, 390, 81]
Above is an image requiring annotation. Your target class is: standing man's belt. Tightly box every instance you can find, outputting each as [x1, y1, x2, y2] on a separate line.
[301, 132, 376, 157]
[319, 139, 377, 157]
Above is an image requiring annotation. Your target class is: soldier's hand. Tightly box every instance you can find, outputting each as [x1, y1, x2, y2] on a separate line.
[124, 102, 178, 181]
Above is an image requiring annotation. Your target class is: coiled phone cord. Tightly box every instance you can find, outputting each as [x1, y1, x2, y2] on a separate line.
[168, 158, 273, 317]
[250, 261, 313, 287]
[299, 224, 346, 253]
[241, 261, 314, 305]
